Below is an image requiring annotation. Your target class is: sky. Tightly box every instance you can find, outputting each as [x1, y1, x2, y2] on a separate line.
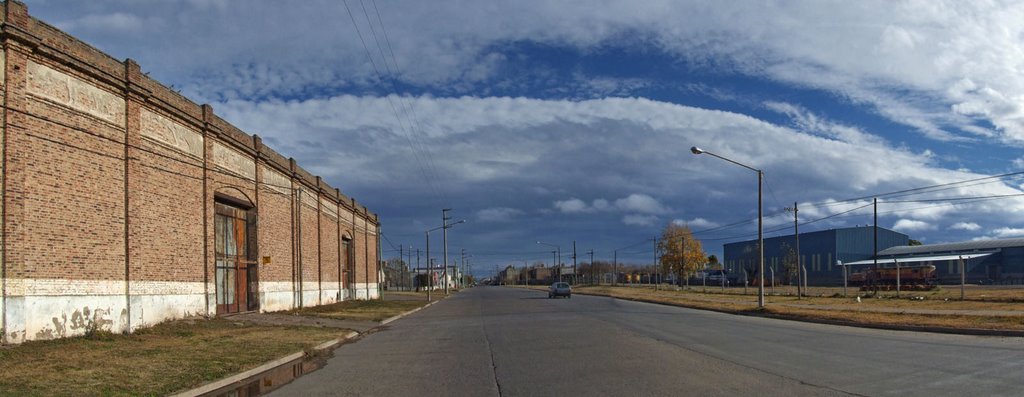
[26, 0, 1024, 277]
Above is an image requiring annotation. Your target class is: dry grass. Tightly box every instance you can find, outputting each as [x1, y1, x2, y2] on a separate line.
[290, 299, 428, 322]
[573, 285, 1024, 331]
[0, 318, 350, 397]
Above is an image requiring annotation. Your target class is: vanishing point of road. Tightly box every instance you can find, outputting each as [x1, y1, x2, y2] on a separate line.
[271, 287, 1024, 396]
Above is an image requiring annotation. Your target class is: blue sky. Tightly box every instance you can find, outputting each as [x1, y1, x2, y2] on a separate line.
[27, 1, 1024, 276]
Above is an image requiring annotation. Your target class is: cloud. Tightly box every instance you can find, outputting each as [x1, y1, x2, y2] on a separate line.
[60, 12, 148, 32]
[476, 207, 524, 222]
[892, 219, 936, 232]
[553, 194, 667, 214]
[989, 227, 1024, 239]
[553, 198, 590, 213]
[623, 214, 658, 226]
[38, 1, 1024, 143]
[613, 194, 668, 214]
[674, 218, 718, 229]
[949, 222, 981, 231]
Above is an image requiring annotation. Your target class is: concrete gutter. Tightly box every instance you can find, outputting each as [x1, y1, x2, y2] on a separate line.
[565, 288, 1024, 338]
[171, 296, 450, 397]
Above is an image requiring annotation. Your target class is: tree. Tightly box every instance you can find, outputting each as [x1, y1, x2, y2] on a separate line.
[779, 242, 798, 284]
[909, 239, 923, 246]
[707, 254, 720, 269]
[658, 222, 707, 283]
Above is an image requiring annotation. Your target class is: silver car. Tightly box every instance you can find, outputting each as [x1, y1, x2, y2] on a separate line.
[548, 282, 571, 298]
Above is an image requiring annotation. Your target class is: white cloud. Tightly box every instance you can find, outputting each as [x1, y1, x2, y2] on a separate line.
[553, 198, 589, 213]
[41, 1, 1024, 143]
[892, 219, 936, 232]
[476, 207, 524, 222]
[613, 194, 668, 215]
[552, 193, 667, 215]
[989, 227, 1024, 239]
[623, 214, 658, 226]
[673, 218, 718, 229]
[64, 13, 147, 32]
[949, 222, 981, 231]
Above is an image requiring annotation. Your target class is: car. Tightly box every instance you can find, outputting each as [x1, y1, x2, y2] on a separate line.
[549, 282, 571, 298]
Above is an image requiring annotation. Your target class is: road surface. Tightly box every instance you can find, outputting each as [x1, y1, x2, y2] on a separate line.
[271, 286, 1024, 396]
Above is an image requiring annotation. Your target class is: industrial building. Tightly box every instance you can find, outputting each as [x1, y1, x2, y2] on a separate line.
[723, 226, 909, 285]
[0, 2, 381, 344]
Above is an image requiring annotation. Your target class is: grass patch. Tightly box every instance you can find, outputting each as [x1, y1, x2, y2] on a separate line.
[0, 318, 350, 397]
[290, 299, 428, 322]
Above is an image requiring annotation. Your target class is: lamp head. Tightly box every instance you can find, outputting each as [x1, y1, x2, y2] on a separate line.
[690, 146, 704, 155]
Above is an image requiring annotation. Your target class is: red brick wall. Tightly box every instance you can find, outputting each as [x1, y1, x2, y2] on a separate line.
[1, 0, 383, 343]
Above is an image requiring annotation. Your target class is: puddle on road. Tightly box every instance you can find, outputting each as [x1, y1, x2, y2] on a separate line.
[202, 352, 331, 397]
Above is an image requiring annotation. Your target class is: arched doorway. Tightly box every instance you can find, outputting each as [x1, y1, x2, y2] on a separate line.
[214, 190, 258, 314]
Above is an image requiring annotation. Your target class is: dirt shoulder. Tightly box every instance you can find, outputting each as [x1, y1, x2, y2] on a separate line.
[0, 294, 440, 396]
[563, 285, 1024, 335]
[0, 318, 351, 397]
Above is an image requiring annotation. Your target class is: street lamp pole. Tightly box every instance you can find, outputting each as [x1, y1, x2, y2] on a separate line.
[691, 146, 765, 309]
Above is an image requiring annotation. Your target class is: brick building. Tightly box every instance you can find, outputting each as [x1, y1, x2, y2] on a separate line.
[0, 1, 382, 344]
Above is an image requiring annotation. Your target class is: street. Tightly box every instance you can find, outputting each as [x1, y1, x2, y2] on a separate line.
[271, 287, 1024, 396]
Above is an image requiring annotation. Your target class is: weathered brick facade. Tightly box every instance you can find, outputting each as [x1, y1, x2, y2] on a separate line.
[0, 1, 382, 344]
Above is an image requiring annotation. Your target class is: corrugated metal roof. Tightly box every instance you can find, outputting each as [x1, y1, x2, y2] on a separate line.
[877, 237, 1024, 256]
[843, 252, 995, 266]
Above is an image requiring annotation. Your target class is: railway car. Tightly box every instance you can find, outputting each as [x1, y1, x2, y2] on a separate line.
[850, 263, 938, 290]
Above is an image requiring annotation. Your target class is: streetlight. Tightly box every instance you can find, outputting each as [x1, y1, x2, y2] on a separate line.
[691, 146, 765, 309]
[537, 241, 561, 283]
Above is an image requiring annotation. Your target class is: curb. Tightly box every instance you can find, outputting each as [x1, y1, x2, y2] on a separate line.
[172, 296, 447, 396]
[169, 331, 359, 397]
[380, 298, 443, 325]
[571, 290, 1024, 338]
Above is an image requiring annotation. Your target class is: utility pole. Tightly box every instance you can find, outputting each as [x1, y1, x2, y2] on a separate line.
[873, 197, 878, 283]
[416, 248, 421, 292]
[573, 241, 578, 285]
[425, 231, 432, 302]
[785, 202, 801, 299]
[461, 248, 467, 289]
[443, 209, 451, 295]
[653, 237, 659, 289]
[587, 249, 595, 285]
[613, 250, 618, 286]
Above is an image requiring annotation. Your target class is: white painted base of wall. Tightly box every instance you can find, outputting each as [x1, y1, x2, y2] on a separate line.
[5, 294, 128, 344]
[2, 278, 382, 344]
[352, 283, 380, 300]
[129, 293, 206, 332]
[320, 289, 341, 305]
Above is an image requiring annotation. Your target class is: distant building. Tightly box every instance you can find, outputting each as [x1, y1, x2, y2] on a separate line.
[723, 226, 909, 285]
[845, 238, 1024, 283]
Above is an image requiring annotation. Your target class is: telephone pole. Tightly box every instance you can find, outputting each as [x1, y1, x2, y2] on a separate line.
[587, 249, 595, 285]
[785, 202, 801, 298]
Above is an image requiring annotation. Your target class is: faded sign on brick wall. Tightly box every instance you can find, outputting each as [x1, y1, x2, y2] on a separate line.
[212, 141, 255, 180]
[261, 167, 290, 195]
[27, 61, 125, 125]
[140, 109, 203, 158]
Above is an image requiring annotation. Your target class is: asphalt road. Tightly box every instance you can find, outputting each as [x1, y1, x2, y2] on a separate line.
[271, 287, 1024, 396]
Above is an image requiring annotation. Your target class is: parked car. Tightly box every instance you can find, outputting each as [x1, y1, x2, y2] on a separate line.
[549, 282, 571, 298]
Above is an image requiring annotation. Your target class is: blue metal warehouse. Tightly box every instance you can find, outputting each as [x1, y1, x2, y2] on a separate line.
[723, 226, 909, 285]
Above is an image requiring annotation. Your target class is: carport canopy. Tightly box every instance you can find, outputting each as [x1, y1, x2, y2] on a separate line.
[842, 252, 995, 267]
